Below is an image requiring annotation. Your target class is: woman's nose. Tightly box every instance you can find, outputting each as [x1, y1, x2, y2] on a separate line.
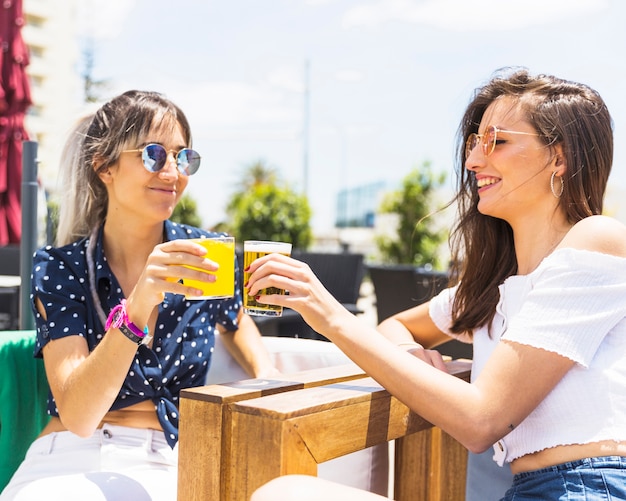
[158, 152, 179, 178]
[465, 146, 484, 172]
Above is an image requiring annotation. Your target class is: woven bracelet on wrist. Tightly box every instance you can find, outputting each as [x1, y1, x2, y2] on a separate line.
[105, 299, 150, 345]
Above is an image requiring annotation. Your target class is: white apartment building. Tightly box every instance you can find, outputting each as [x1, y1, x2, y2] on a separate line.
[21, 0, 82, 192]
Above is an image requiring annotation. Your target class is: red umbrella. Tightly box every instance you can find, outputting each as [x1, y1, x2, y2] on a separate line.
[0, 0, 31, 245]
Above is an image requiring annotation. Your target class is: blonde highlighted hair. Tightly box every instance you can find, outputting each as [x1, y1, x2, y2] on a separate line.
[55, 90, 193, 246]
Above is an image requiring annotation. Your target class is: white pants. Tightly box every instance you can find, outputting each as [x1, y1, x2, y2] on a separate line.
[0, 424, 178, 501]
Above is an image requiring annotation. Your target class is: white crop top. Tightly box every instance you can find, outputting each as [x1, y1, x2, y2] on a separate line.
[429, 247, 626, 464]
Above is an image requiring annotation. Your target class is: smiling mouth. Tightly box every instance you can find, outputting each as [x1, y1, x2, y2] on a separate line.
[477, 177, 500, 188]
[152, 186, 176, 194]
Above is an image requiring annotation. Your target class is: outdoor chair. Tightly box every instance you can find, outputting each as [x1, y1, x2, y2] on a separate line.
[252, 251, 366, 341]
[0, 246, 21, 330]
[367, 264, 472, 359]
[0, 246, 20, 276]
[0, 330, 50, 492]
[292, 251, 365, 310]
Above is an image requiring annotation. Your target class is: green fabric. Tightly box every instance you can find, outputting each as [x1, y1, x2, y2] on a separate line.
[0, 330, 50, 492]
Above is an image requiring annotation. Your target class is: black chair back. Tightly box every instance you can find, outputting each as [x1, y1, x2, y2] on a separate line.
[367, 265, 472, 359]
[292, 251, 365, 306]
[0, 245, 20, 276]
[248, 251, 366, 342]
[368, 265, 447, 322]
[0, 246, 21, 330]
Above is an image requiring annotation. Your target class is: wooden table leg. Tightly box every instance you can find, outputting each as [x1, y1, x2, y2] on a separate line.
[225, 410, 318, 501]
[395, 428, 467, 501]
[178, 396, 224, 501]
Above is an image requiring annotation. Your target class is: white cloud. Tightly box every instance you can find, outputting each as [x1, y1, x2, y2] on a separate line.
[342, 0, 609, 31]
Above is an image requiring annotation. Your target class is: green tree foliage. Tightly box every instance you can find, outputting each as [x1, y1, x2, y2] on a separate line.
[171, 193, 203, 228]
[375, 161, 447, 267]
[226, 160, 312, 249]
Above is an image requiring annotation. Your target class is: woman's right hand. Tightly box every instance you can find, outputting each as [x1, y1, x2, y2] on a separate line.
[125, 239, 219, 324]
[245, 252, 351, 338]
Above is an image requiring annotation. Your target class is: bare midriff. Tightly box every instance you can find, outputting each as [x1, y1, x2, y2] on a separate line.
[38, 400, 163, 438]
[511, 440, 626, 474]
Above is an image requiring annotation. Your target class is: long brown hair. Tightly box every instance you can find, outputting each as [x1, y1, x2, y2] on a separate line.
[448, 68, 613, 335]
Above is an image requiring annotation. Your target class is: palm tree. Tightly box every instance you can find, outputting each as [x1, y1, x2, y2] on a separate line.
[246, 160, 278, 187]
[227, 160, 277, 213]
[225, 159, 312, 249]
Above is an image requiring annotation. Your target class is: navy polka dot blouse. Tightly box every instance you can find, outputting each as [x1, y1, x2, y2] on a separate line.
[31, 220, 243, 448]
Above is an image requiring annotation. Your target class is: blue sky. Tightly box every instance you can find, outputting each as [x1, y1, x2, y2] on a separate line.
[84, 0, 626, 231]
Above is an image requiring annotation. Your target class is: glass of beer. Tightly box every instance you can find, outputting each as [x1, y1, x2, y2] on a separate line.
[180, 236, 235, 299]
[243, 240, 292, 316]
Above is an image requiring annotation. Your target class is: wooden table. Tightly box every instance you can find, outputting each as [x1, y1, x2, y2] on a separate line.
[178, 360, 471, 501]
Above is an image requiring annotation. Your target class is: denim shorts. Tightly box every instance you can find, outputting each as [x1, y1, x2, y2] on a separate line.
[501, 456, 626, 500]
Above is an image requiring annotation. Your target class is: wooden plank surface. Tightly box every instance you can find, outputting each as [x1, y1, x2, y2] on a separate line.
[180, 362, 365, 403]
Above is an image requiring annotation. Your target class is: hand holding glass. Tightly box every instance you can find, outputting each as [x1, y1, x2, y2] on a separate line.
[243, 240, 292, 316]
[177, 237, 235, 299]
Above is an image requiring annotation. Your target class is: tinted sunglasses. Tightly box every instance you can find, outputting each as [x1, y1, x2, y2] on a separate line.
[122, 143, 201, 176]
[465, 125, 539, 159]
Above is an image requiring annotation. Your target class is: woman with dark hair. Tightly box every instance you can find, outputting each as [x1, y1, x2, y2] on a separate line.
[0, 90, 277, 500]
[248, 69, 626, 500]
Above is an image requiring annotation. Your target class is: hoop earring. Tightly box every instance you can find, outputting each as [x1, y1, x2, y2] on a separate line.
[550, 171, 564, 198]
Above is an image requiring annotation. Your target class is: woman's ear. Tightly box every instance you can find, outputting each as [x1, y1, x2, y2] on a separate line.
[552, 144, 567, 177]
[94, 156, 112, 184]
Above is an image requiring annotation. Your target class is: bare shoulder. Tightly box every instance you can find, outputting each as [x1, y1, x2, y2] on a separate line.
[561, 215, 626, 257]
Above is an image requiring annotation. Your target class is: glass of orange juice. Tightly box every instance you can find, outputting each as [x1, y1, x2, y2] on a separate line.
[180, 236, 235, 299]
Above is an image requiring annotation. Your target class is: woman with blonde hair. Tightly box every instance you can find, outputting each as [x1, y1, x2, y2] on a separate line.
[1, 90, 276, 500]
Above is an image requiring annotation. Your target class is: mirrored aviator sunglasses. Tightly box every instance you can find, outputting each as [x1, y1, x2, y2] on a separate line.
[125, 143, 201, 176]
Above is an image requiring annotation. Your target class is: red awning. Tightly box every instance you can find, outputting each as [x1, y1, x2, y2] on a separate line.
[0, 0, 31, 245]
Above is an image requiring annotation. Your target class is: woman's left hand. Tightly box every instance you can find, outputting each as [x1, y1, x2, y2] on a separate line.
[246, 253, 350, 337]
